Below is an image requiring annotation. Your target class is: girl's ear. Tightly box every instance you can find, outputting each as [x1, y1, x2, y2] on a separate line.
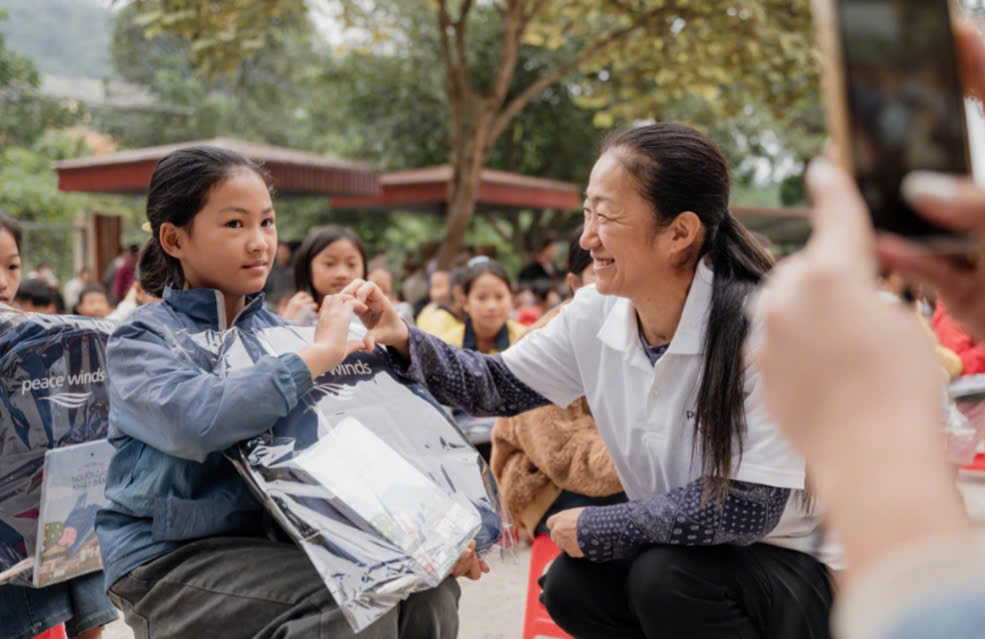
[159, 222, 185, 260]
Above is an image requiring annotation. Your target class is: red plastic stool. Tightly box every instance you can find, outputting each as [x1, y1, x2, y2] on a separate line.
[964, 453, 985, 472]
[32, 625, 68, 639]
[522, 534, 572, 639]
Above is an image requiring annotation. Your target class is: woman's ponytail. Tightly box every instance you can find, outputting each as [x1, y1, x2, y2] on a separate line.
[697, 212, 774, 497]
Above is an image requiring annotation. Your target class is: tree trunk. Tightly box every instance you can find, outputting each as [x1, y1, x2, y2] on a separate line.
[436, 152, 484, 269]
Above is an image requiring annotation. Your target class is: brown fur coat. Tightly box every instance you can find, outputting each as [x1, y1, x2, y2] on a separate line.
[490, 305, 623, 535]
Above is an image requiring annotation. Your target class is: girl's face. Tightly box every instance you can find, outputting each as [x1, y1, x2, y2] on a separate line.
[0, 229, 21, 305]
[168, 169, 277, 299]
[310, 239, 364, 300]
[77, 291, 112, 318]
[465, 273, 512, 340]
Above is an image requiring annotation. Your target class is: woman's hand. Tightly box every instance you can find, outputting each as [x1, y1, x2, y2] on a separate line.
[340, 278, 411, 356]
[450, 540, 489, 580]
[546, 507, 585, 558]
[298, 294, 372, 378]
[875, 21, 985, 340]
[281, 291, 317, 322]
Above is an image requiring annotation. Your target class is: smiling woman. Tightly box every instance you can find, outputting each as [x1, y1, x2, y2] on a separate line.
[353, 122, 838, 639]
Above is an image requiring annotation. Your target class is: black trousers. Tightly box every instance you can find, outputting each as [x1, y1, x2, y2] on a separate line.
[541, 543, 833, 639]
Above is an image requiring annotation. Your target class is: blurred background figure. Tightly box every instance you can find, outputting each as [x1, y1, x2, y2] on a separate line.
[73, 284, 113, 318]
[282, 225, 367, 324]
[369, 266, 415, 325]
[518, 236, 559, 287]
[111, 245, 139, 304]
[417, 267, 466, 337]
[13, 278, 57, 314]
[263, 240, 294, 306]
[62, 266, 93, 311]
[435, 258, 523, 355]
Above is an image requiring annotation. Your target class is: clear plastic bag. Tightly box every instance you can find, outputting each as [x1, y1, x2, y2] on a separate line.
[0, 306, 114, 584]
[204, 322, 503, 632]
[949, 374, 985, 464]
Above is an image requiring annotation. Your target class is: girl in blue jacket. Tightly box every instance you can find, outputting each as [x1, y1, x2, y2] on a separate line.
[94, 146, 478, 639]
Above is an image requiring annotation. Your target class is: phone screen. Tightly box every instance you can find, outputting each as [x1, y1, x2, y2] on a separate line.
[838, 0, 969, 241]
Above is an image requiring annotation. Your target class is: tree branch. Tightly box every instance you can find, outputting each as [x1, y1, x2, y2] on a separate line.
[453, 0, 474, 107]
[489, 14, 657, 144]
[487, 0, 526, 107]
[437, 0, 466, 162]
[520, 0, 552, 32]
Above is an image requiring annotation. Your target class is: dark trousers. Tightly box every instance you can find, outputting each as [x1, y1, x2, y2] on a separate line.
[541, 543, 833, 639]
[107, 537, 461, 639]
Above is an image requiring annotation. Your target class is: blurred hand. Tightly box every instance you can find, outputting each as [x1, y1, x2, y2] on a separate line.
[450, 540, 489, 580]
[546, 507, 585, 558]
[340, 278, 410, 356]
[752, 158, 942, 460]
[876, 21, 985, 340]
[281, 291, 317, 322]
[751, 158, 968, 571]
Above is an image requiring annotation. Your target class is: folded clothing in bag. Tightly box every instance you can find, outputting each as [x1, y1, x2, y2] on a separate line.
[0, 307, 113, 580]
[212, 323, 502, 632]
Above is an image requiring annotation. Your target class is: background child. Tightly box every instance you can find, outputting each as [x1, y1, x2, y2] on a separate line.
[436, 257, 523, 354]
[281, 225, 368, 324]
[0, 213, 118, 639]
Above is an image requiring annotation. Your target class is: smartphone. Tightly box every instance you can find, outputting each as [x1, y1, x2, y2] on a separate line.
[813, 0, 975, 252]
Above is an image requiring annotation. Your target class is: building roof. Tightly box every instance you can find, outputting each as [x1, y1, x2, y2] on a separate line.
[54, 138, 380, 197]
[733, 206, 810, 246]
[331, 164, 581, 212]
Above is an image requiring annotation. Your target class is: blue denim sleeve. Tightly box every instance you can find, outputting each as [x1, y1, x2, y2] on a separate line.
[385, 326, 550, 416]
[576, 478, 791, 562]
[107, 321, 314, 463]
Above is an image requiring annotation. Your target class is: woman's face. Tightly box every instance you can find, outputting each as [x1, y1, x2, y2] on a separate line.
[310, 239, 364, 300]
[580, 151, 667, 300]
[0, 229, 21, 305]
[465, 273, 512, 341]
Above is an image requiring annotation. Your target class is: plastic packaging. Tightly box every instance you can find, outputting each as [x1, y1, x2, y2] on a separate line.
[0, 306, 114, 584]
[949, 374, 985, 464]
[197, 321, 503, 632]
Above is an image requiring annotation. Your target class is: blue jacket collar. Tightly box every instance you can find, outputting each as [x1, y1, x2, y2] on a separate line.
[162, 286, 266, 329]
[462, 315, 511, 353]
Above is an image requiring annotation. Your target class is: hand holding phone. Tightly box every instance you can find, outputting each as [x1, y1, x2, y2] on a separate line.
[814, 0, 975, 252]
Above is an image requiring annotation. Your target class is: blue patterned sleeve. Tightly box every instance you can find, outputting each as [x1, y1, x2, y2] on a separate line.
[385, 326, 550, 417]
[575, 478, 791, 562]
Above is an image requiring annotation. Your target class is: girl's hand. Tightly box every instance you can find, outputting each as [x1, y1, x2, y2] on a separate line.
[450, 540, 489, 580]
[299, 294, 372, 378]
[340, 279, 410, 356]
[281, 291, 317, 322]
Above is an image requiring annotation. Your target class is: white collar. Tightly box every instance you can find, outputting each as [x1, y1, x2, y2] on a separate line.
[597, 260, 713, 359]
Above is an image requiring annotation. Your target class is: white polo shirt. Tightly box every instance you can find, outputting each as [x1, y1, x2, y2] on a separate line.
[501, 261, 841, 567]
